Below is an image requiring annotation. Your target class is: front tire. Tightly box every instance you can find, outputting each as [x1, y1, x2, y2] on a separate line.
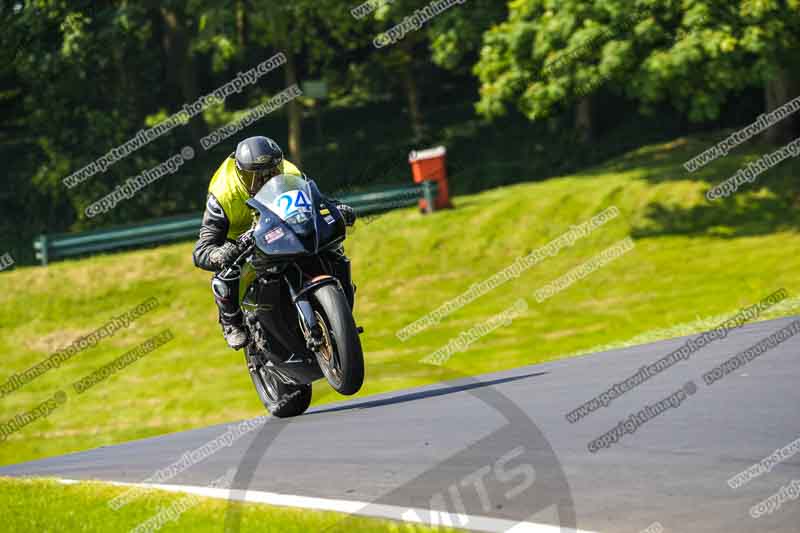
[247, 348, 312, 418]
[312, 283, 364, 395]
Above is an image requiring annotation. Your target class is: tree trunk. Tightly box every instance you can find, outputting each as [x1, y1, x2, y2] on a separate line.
[401, 62, 425, 143]
[765, 68, 800, 144]
[574, 96, 594, 143]
[160, 6, 207, 143]
[267, 6, 302, 166]
[285, 51, 303, 167]
[236, 0, 248, 49]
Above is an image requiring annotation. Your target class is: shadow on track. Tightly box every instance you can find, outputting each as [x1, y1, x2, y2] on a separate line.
[306, 371, 549, 416]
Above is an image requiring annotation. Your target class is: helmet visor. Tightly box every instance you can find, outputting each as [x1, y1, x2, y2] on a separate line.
[238, 167, 277, 195]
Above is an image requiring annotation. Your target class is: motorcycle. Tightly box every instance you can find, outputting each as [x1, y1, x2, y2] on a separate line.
[217, 173, 364, 418]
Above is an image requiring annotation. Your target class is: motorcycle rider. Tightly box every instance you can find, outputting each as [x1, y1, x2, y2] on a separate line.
[193, 136, 356, 350]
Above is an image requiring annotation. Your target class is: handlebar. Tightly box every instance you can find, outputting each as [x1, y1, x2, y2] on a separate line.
[217, 243, 255, 281]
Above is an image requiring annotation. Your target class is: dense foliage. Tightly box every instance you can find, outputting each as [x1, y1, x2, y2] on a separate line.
[2, 0, 798, 263]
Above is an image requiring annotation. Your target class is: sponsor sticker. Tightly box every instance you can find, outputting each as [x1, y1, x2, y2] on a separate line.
[324, 215, 335, 225]
[265, 227, 285, 243]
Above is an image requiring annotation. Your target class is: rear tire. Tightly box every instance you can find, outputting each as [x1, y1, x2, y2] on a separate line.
[311, 283, 364, 395]
[247, 348, 312, 418]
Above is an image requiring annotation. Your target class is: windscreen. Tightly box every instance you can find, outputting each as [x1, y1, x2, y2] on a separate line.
[253, 174, 315, 228]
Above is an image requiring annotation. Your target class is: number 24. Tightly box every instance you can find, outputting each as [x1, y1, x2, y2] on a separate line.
[277, 190, 310, 215]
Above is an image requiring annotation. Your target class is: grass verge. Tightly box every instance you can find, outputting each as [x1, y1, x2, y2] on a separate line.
[0, 133, 798, 467]
[0, 477, 453, 532]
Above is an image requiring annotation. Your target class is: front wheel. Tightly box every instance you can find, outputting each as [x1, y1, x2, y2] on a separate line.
[311, 283, 364, 395]
[247, 348, 312, 418]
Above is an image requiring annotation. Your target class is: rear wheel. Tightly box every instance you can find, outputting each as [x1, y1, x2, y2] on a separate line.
[246, 347, 311, 418]
[311, 283, 364, 395]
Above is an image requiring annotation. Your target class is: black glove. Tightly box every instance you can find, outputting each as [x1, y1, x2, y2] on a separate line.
[337, 203, 357, 227]
[236, 229, 255, 250]
[209, 241, 242, 270]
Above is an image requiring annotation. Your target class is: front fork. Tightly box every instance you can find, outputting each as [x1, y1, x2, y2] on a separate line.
[286, 276, 337, 352]
[296, 298, 324, 351]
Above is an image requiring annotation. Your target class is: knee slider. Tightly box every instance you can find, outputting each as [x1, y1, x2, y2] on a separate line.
[212, 277, 231, 300]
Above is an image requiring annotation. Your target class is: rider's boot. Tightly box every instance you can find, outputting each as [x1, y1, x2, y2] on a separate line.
[220, 310, 249, 350]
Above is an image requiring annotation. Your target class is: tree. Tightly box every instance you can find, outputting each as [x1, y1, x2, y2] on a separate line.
[474, 0, 800, 141]
[361, 0, 501, 143]
[160, 2, 208, 144]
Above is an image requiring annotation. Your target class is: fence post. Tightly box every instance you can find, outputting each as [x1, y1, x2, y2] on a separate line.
[422, 180, 436, 214]
[34, 234, 49, 266]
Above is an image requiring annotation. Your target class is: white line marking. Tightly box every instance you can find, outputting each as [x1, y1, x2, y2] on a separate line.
[57, 478, 599, 532]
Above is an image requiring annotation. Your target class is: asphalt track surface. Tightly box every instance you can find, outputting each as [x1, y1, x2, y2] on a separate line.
[2, 316, 799, 532]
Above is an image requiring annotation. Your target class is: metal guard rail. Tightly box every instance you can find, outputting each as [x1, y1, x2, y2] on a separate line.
[33, 181, 437, 265]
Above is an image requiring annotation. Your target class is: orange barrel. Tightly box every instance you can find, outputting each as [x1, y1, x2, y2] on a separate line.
[408, 146, 452, 211]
